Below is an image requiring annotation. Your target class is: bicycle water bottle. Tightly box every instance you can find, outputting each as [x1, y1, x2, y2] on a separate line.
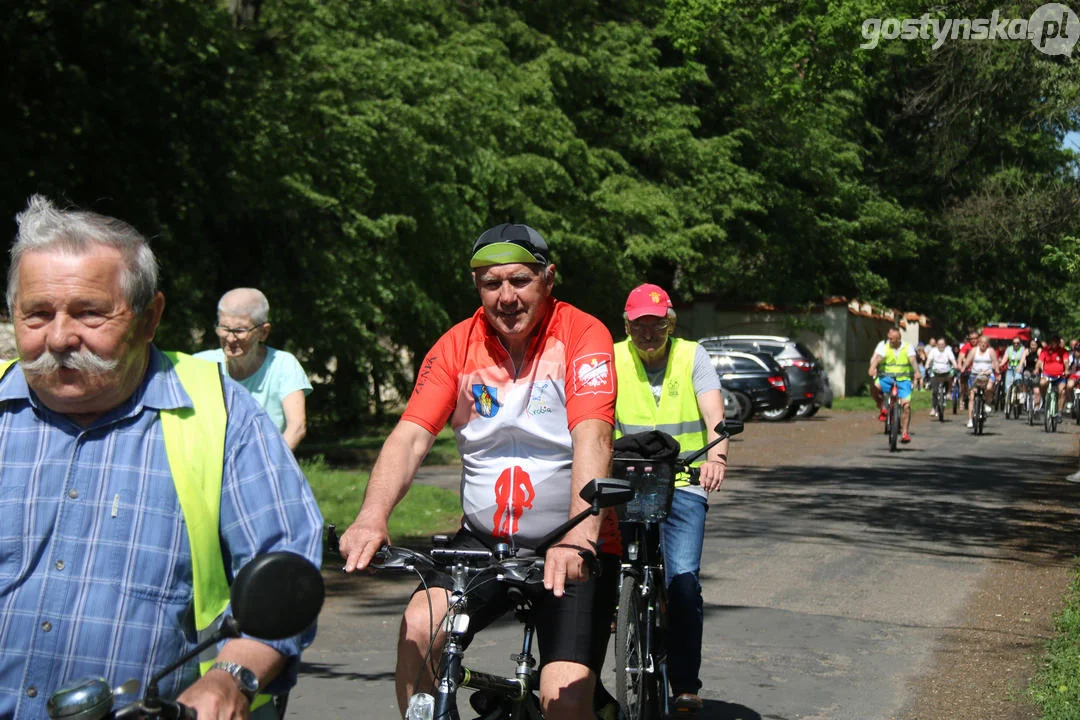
[405, 692, 435, 720]
[624, 465, 642, 518]
[642, 465, 658, 520]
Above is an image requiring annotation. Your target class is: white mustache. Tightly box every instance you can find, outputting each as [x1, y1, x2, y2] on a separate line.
[20, 349, 119, 376]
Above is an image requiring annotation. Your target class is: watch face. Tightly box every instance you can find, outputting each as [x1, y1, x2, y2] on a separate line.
[237, 667, 259, 694]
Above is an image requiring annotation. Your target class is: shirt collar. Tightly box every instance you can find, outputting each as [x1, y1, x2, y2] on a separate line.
[0, 346, 193, 420]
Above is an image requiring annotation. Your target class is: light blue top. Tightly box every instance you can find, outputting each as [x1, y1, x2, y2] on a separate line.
[194, 347, 313, 432]
[0, 348, 324, 716]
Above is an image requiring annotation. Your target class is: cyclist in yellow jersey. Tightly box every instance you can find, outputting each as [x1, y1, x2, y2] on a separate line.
[868, 326, 917, 443]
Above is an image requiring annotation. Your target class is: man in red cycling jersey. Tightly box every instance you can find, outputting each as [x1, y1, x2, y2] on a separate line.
[339, 224, 619, 720]
[1035, 335, 1069, 418]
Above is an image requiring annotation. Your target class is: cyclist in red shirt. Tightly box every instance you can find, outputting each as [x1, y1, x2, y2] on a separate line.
[955, 331, 979, 399]
[340, 223, 619, 720]
[1035, 335, 1069, 417]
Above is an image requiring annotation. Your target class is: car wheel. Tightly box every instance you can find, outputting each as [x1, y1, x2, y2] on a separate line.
[795, 402, 820, 418]
[760, 404, 797, 422]
[728, 390, 754, 422]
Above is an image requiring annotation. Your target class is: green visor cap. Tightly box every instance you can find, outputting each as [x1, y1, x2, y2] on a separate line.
[470, 223, 549, 268]
[470, 242, 544, 268]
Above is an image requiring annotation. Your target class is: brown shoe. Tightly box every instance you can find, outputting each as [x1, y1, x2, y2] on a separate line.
[673, 693, 703, 714]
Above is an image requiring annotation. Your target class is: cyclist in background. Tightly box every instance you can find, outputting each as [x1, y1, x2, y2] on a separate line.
[1065, 346, 1080, 415]
[868, 326, 917, 443]
[960, 335, 999, 428]
[1035, 335, 1069, 419]
[956, 331, 979, 401]
[1001, 337, 1027, 410]
[1022, 338, 1040, 401]
[925, 337, 958, 417]
[613, 283, 728, 714]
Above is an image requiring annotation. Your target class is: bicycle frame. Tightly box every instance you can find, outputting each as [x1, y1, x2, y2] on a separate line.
[428, 575, 541, 720]
[616, 520, 667, 720]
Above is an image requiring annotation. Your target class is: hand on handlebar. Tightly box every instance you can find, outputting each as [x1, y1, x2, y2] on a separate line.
[338, 514, 391, 573]
[176, 670, 248, 720]
[543, 533, 595, 598]
[696, 460, 726, 492]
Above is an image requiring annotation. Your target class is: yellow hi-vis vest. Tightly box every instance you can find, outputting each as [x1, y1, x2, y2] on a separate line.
[613, 337, 707, 487]
[882, 342, 914, 379]
[0, 353, 270, 710]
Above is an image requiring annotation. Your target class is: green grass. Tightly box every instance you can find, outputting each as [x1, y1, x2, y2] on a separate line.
[298, 424, 461, 468]
[1030, 563, 1080, 718]
[829, 388, 934, 412]
[300, 455, 461, 540]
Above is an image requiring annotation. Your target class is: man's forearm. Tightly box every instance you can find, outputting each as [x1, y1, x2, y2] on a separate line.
[566, 419, 613, 546]
[359, 421, 435, 520]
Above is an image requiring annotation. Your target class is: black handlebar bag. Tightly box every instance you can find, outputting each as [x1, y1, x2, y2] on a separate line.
[611, 431, 679, 522]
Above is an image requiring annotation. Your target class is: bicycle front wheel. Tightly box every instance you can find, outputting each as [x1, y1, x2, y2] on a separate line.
[888, 401, 900, 451]
[616, 577, 656, 720]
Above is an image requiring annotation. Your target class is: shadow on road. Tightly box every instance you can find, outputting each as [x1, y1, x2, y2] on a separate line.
[297, 661, 396, 682]
[699, 698, 763, 719]
[711, 442, 1080, 562]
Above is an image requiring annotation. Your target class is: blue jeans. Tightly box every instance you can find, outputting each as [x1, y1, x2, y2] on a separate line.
[661, 489, 708, 695]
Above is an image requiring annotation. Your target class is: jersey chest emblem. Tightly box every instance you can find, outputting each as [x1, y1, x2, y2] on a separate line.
[472, 384, 500, 418]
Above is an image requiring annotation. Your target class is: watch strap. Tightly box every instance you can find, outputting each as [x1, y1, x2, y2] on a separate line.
[208, 660, 259, 701]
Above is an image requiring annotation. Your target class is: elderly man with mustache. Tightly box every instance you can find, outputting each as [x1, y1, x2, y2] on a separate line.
[0, 195, 323, 720]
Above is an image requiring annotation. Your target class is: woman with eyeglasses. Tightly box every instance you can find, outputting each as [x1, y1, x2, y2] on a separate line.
[195, 287, 312, 450]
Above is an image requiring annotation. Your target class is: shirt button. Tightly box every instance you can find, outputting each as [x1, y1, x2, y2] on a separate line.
[67, 489, 78, 499]
[26, 687, 37, 698]
[55, 560, 65, 570]
[41, 621, 52, 632]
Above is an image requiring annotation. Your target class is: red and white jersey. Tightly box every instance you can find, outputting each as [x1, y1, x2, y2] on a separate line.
[402, 299, 618, 552]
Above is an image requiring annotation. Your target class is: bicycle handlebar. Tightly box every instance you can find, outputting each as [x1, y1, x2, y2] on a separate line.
[371, 544, 548, 590]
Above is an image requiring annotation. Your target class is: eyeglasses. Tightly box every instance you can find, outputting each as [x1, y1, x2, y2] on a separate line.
[628, 320, 671, 334]
[214, 324, 265, 339]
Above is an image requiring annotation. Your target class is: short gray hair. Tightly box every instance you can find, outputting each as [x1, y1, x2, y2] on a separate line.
[218, 287, 270, 325]
[7, 195, 159, 316]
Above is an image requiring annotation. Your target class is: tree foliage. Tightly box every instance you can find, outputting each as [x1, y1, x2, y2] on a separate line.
[2, 0, 1077, 430]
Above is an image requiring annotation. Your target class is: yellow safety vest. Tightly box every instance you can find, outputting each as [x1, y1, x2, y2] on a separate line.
[613, 337, 708, 487]
[0, 353, 270, 709]
[882, 343, 913, 379]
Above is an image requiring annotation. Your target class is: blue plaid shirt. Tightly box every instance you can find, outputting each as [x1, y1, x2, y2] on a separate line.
[0, 347, 324, 719]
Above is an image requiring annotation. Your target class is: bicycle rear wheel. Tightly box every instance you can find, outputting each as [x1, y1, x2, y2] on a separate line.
[616, 577, 656, 720]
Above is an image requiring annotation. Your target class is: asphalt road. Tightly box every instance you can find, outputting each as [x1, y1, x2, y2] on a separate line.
[289, 407, 1080, 720]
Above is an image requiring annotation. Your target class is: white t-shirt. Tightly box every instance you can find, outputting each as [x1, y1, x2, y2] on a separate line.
[926, 346, 956, 373]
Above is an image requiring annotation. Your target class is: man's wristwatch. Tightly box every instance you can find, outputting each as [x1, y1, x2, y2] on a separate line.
[208, 661, 259, 702]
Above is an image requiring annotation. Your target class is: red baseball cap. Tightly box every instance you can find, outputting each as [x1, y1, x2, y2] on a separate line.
[624, 284, 673, 321]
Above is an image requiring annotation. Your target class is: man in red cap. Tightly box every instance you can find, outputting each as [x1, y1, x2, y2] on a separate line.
[340, 223, 621, 720]
[613, 283, 728, 714]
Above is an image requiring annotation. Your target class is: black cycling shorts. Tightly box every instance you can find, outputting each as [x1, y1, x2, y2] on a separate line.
[413, 528, 619, 671]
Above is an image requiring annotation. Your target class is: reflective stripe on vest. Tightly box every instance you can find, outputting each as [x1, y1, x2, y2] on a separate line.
[882, 343, 913, 378]
[0, 354, 269, 709]
[614, 338, 707, 487]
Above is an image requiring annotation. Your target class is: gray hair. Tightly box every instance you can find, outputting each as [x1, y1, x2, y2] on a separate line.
[7, 195, 158, 316]
[218, 287, 270, 325]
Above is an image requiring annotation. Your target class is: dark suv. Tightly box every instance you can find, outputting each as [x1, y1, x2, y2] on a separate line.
[700, 335, 832, 420]
[708, 350, 789, 422]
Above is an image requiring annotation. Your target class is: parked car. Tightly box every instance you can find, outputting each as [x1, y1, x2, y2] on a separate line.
[708, 350, 789, 422]
[699, 335, 832, 420]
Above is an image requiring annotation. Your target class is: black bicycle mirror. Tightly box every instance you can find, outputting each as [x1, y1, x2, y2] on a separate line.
[718, 419, 744, 437]
[230, 552, 325, 640]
